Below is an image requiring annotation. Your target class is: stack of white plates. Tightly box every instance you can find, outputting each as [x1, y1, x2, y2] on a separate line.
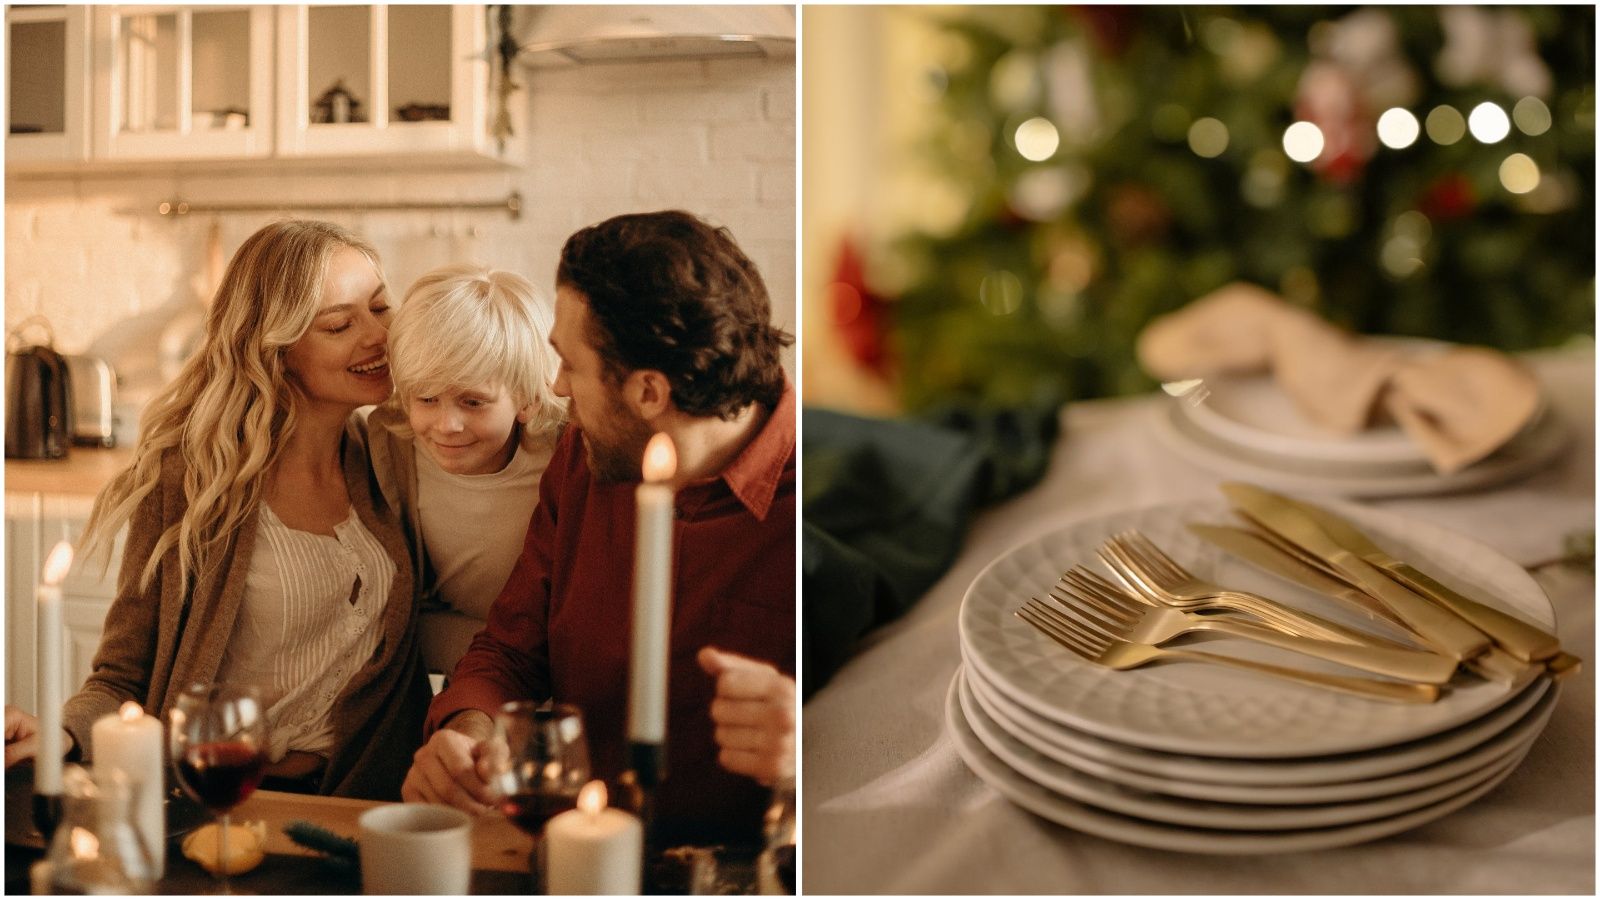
[1151, 371, 1566, 498]
[951, 499, 1561, 854]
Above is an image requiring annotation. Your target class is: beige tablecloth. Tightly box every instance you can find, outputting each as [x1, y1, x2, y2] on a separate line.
[801, 347, 1594, 894]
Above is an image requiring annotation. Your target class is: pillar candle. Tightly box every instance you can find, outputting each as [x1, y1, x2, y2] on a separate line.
[628, 433, 677, 745]
[35, 541, 73, 796]
[91, 702, 165, 876]
[545, 781, 642, 895]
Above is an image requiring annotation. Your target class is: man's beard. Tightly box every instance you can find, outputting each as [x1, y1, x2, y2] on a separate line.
[579, 389, 655, 484]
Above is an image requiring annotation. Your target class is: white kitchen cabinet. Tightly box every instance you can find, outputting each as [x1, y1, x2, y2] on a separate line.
[8, 4, 516, 173]
[90, 5, 276, 161]
[5, 5, 93, 166]
[275, 4, 514, 163]
[4, 493, 120, 714]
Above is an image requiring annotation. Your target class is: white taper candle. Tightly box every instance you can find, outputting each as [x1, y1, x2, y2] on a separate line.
[628, 433, 677, 744]
[35, 541, 73, 795]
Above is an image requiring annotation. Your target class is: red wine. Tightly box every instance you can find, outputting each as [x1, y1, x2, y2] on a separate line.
[177, 740, 265, 811]
[499, 791, 578, 836]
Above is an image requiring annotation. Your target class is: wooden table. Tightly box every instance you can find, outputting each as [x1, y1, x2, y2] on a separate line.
[237, 790, 530, 873]
[6, 779, 533, 895]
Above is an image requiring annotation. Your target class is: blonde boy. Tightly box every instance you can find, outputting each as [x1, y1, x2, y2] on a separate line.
[368, 264, 566, 677]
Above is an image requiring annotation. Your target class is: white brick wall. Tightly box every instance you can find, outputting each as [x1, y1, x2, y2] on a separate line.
[4, 56, 797, 397]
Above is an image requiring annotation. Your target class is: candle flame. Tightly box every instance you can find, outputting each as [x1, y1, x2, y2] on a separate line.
[577, 779, 607, 814]
[119, 701, 144, 723]
[42, 541, 74, 586]
[70, 826, 99, 859]
[641, 433, 676, 483]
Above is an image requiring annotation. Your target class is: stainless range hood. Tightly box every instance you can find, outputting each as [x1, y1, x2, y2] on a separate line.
[517, 5, 795, 68]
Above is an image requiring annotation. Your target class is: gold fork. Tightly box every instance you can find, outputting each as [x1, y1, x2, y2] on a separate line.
[1015, 597, 1441, 704]
[1099, 531, 1415, 649]
[1049, 568, 1457, 684]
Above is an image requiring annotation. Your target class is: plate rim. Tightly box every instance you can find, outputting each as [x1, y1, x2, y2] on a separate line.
[965, 656, 1555, 798]
[960, 666, 1544, 827]
[1156, 403, 1567, 498]
[944, 670, 1533, 855]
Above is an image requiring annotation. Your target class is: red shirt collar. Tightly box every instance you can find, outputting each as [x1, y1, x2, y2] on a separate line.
[706, 380, 794, 521]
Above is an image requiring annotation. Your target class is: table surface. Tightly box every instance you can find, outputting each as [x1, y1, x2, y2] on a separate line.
[801, 347, 1595, 894]
[6, 787, 534, 895]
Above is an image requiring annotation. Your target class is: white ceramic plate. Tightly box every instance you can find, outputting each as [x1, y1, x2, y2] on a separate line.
[1181, 372, 1433, 468]
[958, 498, 1551, 757]
[944, 671, 1532, 855]
[1155, 403, 1567, 499]
[966, 659, 1554, 799]
[961, 667, 1545, 827]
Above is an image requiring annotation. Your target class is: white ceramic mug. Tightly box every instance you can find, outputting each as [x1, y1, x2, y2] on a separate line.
[358, 803, 473, 895]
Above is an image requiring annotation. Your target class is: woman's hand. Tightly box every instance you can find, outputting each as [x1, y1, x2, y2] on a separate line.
[6, 705, 75, 767]
[699, 647, 796, 786]
[5, 705, 41, 767]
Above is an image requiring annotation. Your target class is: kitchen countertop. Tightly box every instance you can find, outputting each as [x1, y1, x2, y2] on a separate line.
[5, 446, 135, 498]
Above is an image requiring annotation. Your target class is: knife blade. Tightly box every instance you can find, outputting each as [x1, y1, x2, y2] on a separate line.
[1187, 524, 1417, 644]
[1193, 522, 1535, 684]
[1220, 483, 1491, 662]
[1283, 496, 1562, 663]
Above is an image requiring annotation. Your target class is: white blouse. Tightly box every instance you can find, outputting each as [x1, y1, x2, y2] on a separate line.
[216, 504, 394, 762]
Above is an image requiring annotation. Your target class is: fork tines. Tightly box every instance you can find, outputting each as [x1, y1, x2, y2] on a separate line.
[1015, 599, 1112, 661]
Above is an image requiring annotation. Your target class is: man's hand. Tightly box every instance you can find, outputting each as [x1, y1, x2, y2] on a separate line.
[5, 705, 40, 768]
[400, 710, 500, 815]
[698, 647, 795, 786]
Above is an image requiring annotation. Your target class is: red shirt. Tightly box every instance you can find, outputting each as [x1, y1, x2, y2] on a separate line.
[426, 385, 795, 844]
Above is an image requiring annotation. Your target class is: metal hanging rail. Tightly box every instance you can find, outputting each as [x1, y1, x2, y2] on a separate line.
[155, 191, 523, 221]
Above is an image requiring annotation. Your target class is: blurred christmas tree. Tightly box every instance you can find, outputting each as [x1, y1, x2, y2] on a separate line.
[845, 6, 1595, 411]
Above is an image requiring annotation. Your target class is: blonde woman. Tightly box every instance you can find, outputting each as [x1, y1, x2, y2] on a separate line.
[366, 264, 566, 678]
[3, 220, 430, 799]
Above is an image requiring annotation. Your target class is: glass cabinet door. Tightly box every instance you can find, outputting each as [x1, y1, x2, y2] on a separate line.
[278, 4, 497, 159]
[93, 5, 273, 160]
[6, 5, 91, 164]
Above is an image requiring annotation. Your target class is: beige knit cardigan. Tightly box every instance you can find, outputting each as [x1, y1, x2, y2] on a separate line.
[61, 418, 431, 800]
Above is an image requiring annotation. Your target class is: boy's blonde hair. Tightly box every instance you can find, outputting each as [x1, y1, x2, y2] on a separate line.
[389, 264, 566, 442]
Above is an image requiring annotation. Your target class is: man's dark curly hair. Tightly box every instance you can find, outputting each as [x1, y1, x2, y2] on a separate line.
[557, 210, 792, 419]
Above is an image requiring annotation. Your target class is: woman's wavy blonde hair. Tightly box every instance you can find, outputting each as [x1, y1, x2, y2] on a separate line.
[384, 263, 567, 445]
[81, 219, 383, 591]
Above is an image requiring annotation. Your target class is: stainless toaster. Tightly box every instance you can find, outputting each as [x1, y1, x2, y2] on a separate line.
[65, 355, 118, 447]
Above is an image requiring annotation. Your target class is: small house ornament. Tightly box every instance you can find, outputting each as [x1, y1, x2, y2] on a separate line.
[314, 79, 361, 124]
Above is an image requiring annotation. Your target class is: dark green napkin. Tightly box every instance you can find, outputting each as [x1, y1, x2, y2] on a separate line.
[802, 404, 1059, 699]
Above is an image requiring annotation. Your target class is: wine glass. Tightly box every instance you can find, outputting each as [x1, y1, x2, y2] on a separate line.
[168, 683, 267, 894]
[484, 702, 591, 886]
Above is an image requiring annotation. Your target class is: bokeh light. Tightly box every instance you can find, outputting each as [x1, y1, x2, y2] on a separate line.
[979, 271, 1024, 315]
[1010, 167, 1073, 220]
[1512, 97, 1552, 136]
[829, 282, 863, 326]
[1187, 117, 1229, 158]
[1014, 117, 1060, 161]
[1376, 108, 1420, 149]
[1425, 105, 1466, 145]
[1467, 102, 1511, 143]
[1151, 103, 1191, 142]
[989, 50, 1039, 110]
[1282, 121, 1324, 162]
[1498, 153, 1541, 194]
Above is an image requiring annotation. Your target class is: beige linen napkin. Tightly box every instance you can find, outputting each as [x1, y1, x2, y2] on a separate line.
[1137, 282, 1540, 474]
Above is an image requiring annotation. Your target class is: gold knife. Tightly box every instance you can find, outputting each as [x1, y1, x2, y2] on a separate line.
[1187, 524, 1419, 647]
[1220, 483, 1492, 662]
[1282, 496, 1562, 663]
[1193, 522, 1538, 685]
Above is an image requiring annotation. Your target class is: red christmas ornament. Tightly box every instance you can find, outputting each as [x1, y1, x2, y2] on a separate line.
[829, 236, 894, 376]
[1066, 6, 1137, 58]
[1418, 173, 1476, 221]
